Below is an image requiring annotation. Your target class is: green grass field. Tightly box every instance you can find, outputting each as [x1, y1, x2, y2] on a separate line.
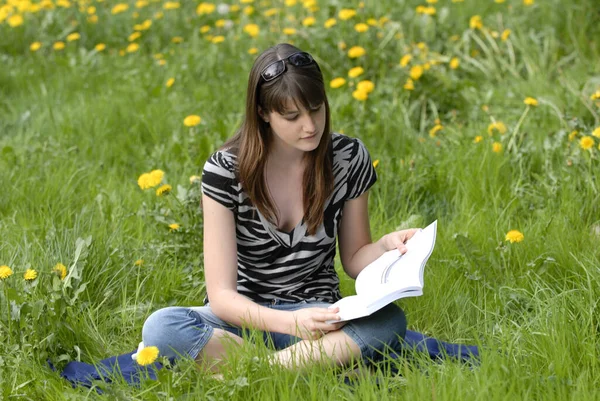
[1, 0, 600, 399]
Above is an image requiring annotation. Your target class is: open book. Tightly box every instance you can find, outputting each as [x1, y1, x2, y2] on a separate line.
[329, 220, 437, 323]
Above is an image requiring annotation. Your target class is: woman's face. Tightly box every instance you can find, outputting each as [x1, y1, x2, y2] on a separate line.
[263, 99, 326, 154]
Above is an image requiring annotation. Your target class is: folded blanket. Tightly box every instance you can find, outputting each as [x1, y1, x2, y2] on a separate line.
[57, 330, 479, 388]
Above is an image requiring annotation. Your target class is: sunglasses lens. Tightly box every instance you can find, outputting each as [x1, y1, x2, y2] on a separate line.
[262, 61, 285, 81]
[288, 52, 313, 66]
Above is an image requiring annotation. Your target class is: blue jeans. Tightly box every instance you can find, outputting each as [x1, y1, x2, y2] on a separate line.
[142, 300, 407, 366]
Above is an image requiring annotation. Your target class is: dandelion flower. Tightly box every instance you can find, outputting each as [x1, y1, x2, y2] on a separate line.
[166, 78, 175, 88]
[474, 135, 483, 143]
[505, 230, 524, 243]
[469, 15, 483, 30]
[248, 47, 258, 55]
[184, 115, 202, 127]
[127, 43, 140, 53]
[568, 131, 578, 141]
[156, 184, 172, 196]
[524, 97, 538, 106]
[282, 28, 296, 35]
[169, 223, 181, 231]
[54, 42, 66, 51]
[354, 23, 368, 33]
[501, 29, 511, 41]
[24, 269, 38, 281]
[53, 263, 67, 280]
[189, 175, 201, 184]
[136, 346, 159, 366]
[8, 15, 24, 27]
[303, 16, 315, 27]
[330, 78, 346, 88]
[372, 159, 380, 168]
[324, 18, 336, 28]
[348, 67, 364, 78]
[338, 9, 357, 20]
[129, 32, 142, 41]
[488, 122, 507, 135]
[449, 57, 460, 69]
[95, 43, 106, 51]
[244, 23, 259, 37]
[580, 136, 594, 150]
[409, 65, 424, 80]
[67, 33, 80, 42]
[0, 265, 13, 280]
[492, 142, 503, 153]
[134, 259, 144, 266]
[211, 36, 225, 44]
[137, 173, 152, 190]
[592, 127, 600, 138]
[429, 124, 443, 137]
[357, 80, 374, 94]
[30, 42, 42, 52]
[347, 46, 366, 59]
[523, 0, 534, 5]
[352, 89, 368, 101]
[403, 78, 415, 91]
[163, 1, 180, 10]
[590, 91, 600, 101]
[111, 3, 129, 14]
[399, 54, 412, 67]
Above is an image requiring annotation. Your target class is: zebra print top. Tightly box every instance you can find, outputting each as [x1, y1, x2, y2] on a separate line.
[200, 132, 377, 304]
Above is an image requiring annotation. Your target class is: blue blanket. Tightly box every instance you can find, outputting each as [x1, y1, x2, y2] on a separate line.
[57, 330, 479, 388]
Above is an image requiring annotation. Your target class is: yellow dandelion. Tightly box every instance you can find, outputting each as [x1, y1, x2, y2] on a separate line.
[487, 122, 507, 135]
[197, 2, 216, 15]
[449, 57, 460, 69]
[189, 175, 201, 184]
[67, 32, 80, 42]
[95, 43, 106, 52]
[244, 23, 260, 38]
[166, 78, 175, 88]
[138, 173, 151, 190]
[356, 80, 374, 94]
[410, 65, 424, 80]
[568, 130, 578, 141]
[0, 265, 13, 280]
[352, 89, 368, 101]
[282, 28, 296, 35]
[324, 18, 336, 28]
[523, 0, 534, 5]
[171, 37, 183, 44]
[243, 6, 254, 15]
[501, 29, 511, 41]
[169, 223, 181, 231]
[8, 14, 24, 27]
[399, 54, 412, 67]
[372, 159, 380, 168]
[469, 15, 483, 30]
[128, 32, 142, 41]
[30, 42, 42, 52]
[148, 170, 165, 187]
[53, 42, 66, 51]
[88, 15, 98, 24]
[163, 1, 180, 10]
[590, 91, 600, 101]
[492, 142, 503, 153]
[156, 184, 172, 196]
[111, 3, 129, 14]
[211, 36, 225, 44]
[474, 135, 483, 143]
[330, 77, 346, 89]
[24, 269, 38, 281]
[53, 263, 67, 280]
[354, 23, 369, 33]
[347, 46, 366, 59]
[184, 115, 202, 127]
[134, 259, 144, 266]
[592, 127, 600, 138]
[404, 78, 415, 91]
[348, 67, 364, 78]
[248, 47, 258, 55]
[580, 136, 594, 150]
[126, 43, 140, 53]
[338, 9, 356, 20]
[429, 124, 443, 138]
[303, 16, 315, 27]
[524, 97, 538, 106]
[505, 230, 524, 243]
[136, 346, 159, 366]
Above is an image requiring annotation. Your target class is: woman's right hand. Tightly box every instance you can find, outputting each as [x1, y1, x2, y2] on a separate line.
[289, 307, 346, 340]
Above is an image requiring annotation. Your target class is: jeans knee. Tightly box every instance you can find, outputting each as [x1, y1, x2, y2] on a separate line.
[142, 306, 212, 360]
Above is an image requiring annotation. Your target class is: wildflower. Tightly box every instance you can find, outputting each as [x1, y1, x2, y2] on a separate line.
[356, 80, 374, 93]
[488, 122, 507, 135]
[505, 230, 524, 243]
[156, 184, 172, 196]
[474, 135, 483, 143]
[302, 16, 315, 27]
[352, 89, 368, 101]
[53, 263, 67, 280]
[524, 97, 538, 106]
[29, 42, 42, 52]
[244, 23, 259, 37]
[416, 6, 436, 15]
[95, 43, 106, 51]
[348, 67, 364, 78]
[211, 36, 225, 44]
[184, 115, 202, 127]
[372, 159, 380, 168]
[347, 46, 366, 59]
[243, 6, 254, 15]
[129, 32, 142, 41]
[189, 175, 201, 184]
[24, 269, 38, 281]
[354, 23, 368, 32]
[164, 1, 180, 10]
[590, 91, 600, 101]
[568, 131, 578, 141]
[403, 78, 415, 91]
[127, 43, 140, 53]
[171, 37, 183, 44]
[426, 0, 438, 3]
[449, 57, 460, 69]
[338, 9, 356, 20]
[54, 42, 65, 51]
[469, 15, 483, 30]
[134, 259, 144, 266]
[330, 77, 346, 88]
[8, 14, 24, 27]
[197, 2, 216, 14]
[285, 0, 297, 5]
[248, 47, 258, 55]
[409, 65, 423, 80]
[136, 346, 159, 366]
[324, 18, 336, 28]
[111, 3, 129, 14]
[399, 54, 412, 67]
[166, 78, 175, 88]
[429, 124, 443, 137]
[282, 28, 296, 35]
[169, 223, 181, 231]
[134, 19, 152, 31]
[492, 142, 503, 153]
[501, 29, 511, 41]
[592, 127, 600, 138]
[523, 0, 534, 5]
[67, 33, 80, 42]
[0, 265, 13, 280]
[580, 136, 594, 150]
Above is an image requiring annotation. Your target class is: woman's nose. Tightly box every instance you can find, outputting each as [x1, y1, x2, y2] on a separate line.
[302, 113, 316, 132]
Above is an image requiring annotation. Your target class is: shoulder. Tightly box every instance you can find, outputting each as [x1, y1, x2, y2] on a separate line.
[331, 132, 371, 165]
[203, 148, 238, 179]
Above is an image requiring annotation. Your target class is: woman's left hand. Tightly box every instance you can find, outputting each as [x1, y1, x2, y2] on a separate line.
[381, 228, 420, 254]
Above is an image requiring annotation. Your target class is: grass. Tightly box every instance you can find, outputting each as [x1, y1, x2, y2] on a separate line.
[1, 0, 600, 399]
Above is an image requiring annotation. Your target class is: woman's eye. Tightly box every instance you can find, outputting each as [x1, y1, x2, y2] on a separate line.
[286, 115, 299, 121]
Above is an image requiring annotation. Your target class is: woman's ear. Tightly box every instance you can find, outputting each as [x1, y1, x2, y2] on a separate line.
[258, 106, 269, 123]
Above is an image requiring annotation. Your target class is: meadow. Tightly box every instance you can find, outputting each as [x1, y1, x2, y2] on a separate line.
[1, 0, 599, 399]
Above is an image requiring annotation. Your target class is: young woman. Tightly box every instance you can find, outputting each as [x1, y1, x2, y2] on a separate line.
[142, 43, 418, 371]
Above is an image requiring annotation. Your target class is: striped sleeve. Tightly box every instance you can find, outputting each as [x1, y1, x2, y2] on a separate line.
[346, 137, 377, 200]
[201, 151, 238, 211]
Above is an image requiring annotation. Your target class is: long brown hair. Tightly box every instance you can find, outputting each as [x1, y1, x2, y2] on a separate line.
[220, 43, 333, 236]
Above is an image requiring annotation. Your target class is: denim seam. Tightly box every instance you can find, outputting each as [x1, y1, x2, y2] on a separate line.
[184, 310, 215, 360]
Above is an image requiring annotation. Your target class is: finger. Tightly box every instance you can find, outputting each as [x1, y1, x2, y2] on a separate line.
[317, 311, 341, 323]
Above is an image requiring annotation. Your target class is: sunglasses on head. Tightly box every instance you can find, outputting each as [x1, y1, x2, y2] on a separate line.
[260, 52, 316, 82]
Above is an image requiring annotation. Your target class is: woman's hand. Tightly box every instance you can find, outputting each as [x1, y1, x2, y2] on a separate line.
[381, 228, 420, 254]
[289, 306, 347, 340]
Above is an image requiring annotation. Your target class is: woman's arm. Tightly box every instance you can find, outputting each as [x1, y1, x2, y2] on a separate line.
[338, 191, 419, 279]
